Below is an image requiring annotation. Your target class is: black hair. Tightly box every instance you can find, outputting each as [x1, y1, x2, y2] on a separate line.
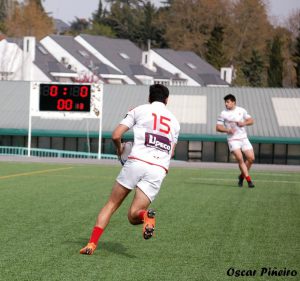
[149, 84, 169, 104]
[224, 94, 236, 102]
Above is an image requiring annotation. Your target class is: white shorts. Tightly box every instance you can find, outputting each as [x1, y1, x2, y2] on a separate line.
[116, 159, 167, 202]
[228, 138, 253, 152]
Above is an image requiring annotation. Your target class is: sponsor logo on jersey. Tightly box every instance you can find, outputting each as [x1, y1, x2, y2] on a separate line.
[145, 132, 171, 153]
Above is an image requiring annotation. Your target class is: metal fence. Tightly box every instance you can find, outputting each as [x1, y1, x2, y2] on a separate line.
[0, 146, 118, 160]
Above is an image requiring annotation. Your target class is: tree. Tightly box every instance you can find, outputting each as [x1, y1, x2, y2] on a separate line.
[285, 9, 300, 39]
[225, 0, 273, 64]
[267, 35, 283, 87]
[88, 22, 116, 37]
[0, 0, 18, 33]
[96, 0, 165, 48]
[103, 0, 142, 41]
[93, 0, 105, 23]
[136, 1, 167, 48]
[275, 26, 297, 87]
[88, 0, 116, 37]
[69, 18, 90, 35]
[293, 28, 300, 87]
[0, 0, 9, 21]
[241, 49, 264, 87]
[204, 25, 227, 69]
[5, 0, 53, 39]
[31, 0, 44, 12]
[159, 0, 231, 57]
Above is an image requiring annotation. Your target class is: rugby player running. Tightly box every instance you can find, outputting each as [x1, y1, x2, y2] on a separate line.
[80, 84, 180, 255]
[216, 94, 255, 188]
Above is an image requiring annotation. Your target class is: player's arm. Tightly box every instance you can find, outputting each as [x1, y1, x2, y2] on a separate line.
[216, 124, 234, 134]
[112, 124, 129, 157]
[171, 144, 177, 158]
[216, 114, 233, 134]
[171, 122, 180, 158]
[237, 117, 254, 127]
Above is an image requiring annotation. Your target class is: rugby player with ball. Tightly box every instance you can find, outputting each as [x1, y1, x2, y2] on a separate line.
[80, 84, 180, 255]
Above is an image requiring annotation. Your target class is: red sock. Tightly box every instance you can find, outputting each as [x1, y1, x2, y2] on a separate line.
[89, 226, 104, 245]
[138, 210, 147, 221]
[239, 173, 244, 179]
[245, 176, 251, 182]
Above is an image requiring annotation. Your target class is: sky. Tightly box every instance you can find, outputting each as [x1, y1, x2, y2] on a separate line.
[42, 0, 300, 24]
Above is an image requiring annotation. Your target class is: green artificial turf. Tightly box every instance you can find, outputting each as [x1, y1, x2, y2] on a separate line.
[0, 162, 299, 281]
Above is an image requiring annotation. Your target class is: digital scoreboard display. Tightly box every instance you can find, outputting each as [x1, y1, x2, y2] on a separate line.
[39, 83, 91, 112]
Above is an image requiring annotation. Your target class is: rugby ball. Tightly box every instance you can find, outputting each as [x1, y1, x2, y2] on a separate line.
[119, 142, 133, 166]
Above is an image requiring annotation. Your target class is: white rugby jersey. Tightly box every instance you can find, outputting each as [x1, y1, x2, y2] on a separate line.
[120, 101, 180, 171]
[217, 106, 251, 141]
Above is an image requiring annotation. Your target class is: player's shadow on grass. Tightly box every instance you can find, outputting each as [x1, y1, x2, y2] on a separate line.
[74, 239, 136, 258]
[100, 241, 136, 258]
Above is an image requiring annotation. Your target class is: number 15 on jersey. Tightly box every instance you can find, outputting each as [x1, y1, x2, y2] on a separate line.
[152, 113, 171, 134]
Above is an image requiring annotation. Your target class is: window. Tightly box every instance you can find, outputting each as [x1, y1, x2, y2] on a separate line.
[119, 53, 130, 60]
[154, 80, 170, 86]
[186, 62, 196, 69]
[38, 46, 48, 55]
[78, 50, 89, 58]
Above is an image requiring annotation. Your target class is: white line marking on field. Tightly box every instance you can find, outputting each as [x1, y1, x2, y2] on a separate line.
[0, 167, 73, 180]
[189, 178, 300, 184]
[199, 171, 298, 177]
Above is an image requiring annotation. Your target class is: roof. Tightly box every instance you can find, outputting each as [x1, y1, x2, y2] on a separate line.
[153, 49, 229, 86]
[152, 64, 176, 79]
[3, 37, 76, 80]
[3, 35, 230, 86]
[5, 37, 22, 45]
[78, 34, 162, 82]
[35, 43, 76, 79]
[0, 81, 299, 143]
[48, 35, 120, 75]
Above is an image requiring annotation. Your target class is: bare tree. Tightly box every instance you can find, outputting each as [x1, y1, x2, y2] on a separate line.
[225, 0, 273, 64]
[5, 0, 54, 40]
[159, 0, 231, 57]
[285, 9, 300, 39]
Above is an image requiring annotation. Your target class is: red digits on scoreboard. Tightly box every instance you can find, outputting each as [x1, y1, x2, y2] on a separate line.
[57, 99, 73, 111]
[50, 85, 58, 97]
[80, 86, 89, 98]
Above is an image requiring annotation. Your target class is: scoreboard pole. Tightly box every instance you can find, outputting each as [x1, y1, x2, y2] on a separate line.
[28, 82, 35, 157]
[98, 106, 103, 159]
[95, 82, 103, 159]
[28, 111, 32, 157]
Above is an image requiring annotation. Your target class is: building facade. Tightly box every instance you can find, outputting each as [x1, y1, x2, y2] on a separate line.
[0, 81, 299, 164]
